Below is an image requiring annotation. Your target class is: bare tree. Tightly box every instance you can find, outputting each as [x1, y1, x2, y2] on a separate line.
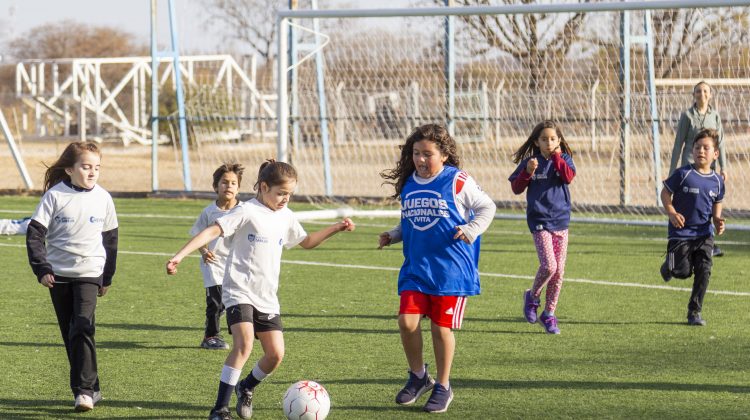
[651, 8, 750, 78]
[439, 0, 588, 92]
[8, 20, 144, 60]
[202, 0, 284, 62]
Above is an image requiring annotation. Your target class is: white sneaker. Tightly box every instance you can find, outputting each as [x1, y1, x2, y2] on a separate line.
[75, 394, 94, 412]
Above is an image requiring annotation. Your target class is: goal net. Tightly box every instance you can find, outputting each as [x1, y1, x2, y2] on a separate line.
[180, 2, 750, 224]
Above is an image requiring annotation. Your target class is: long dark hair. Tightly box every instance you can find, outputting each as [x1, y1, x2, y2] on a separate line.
[253, 159, 297, 193]
[512, 120, 573, 164]
[380, 123, 460, 199]
[43, 142, 101, 192]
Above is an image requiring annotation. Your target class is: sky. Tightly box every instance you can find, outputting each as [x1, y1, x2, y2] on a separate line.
[0, 0, 417, 60]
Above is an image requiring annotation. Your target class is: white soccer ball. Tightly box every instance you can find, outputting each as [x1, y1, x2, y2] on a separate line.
[282, 380, 331, 420]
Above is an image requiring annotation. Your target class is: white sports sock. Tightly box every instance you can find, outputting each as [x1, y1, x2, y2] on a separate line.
[220, 365, 242, 385]
[413, 366, 426, 379]
[251, 363, 269, 381]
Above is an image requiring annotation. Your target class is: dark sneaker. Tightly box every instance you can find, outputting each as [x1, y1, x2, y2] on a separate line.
[688, 313, 707, 326]
[539, 312, 560, 334]
[201, 336, 229, 350]
[523, 289, 540, 323]
[712, 246, 724, 257]
[660, 261, 672, 282]
[208, 406, 233, 420]
[235, 381, 253, 419]
[395, 365, 435, 405]
[423, 383, 454, 413]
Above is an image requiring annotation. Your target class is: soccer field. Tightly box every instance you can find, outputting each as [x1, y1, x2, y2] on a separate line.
[1, 195, 748, 419]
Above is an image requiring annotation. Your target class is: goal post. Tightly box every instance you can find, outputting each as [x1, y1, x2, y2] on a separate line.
[270, 0, 750, 222]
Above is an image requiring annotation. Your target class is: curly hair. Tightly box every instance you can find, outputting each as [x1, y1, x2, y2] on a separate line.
[380, 124, 460, 199]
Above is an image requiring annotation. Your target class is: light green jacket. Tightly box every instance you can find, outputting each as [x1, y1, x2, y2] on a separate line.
[669, 105, 726, 175]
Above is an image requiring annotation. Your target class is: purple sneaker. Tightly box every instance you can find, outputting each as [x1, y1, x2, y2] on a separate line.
[423, 383, 454, 413]
[395, 365, 435, 405]
[523, 289, 540, 324]
[539, 312, 560, 334]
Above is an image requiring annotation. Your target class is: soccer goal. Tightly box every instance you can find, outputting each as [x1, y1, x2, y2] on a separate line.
[265, 0, 750, 223]
[172, 0, 750, 223]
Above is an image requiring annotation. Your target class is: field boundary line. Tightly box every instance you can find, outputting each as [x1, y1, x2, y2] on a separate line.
[1, 243, 748, 297]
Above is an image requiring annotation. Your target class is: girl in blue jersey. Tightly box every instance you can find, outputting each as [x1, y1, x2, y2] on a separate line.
[660, 128, 725, 326]
[379, 124, 496, 413]
[509, 120, 576, 334]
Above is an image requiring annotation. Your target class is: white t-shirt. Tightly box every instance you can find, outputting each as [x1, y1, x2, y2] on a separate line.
[31, 182, 118, 278]
[216, 198, 307, 313]
[190, 201, 242, 288]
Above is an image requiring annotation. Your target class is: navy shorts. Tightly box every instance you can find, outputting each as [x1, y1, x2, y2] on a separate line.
[226, 304, 283, 334]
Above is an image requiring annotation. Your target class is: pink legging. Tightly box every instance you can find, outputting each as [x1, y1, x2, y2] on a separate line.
[531, 229, 569, 314]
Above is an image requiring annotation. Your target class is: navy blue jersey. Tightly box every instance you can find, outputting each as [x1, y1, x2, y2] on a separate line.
[399, 166, 481, 296]
[509, 153, 576, 233]
[663, 164, 724, 239]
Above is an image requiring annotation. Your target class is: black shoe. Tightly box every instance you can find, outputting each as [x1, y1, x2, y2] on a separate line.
[208, 407, 233, 420]
[395, 364, 435, 405]
[712, 246, 724, 257]
[660, 261, 672, 282]
[235, 381, 253, 419]
[201, 336, 229, 350]
[687, 313, 706, 326]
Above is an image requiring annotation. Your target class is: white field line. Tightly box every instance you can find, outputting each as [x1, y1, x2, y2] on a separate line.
[1, 242, 748, 297]
[3, 208, 749, 245]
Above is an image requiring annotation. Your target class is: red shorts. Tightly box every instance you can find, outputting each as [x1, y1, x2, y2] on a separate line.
[399, 290, 467, 329]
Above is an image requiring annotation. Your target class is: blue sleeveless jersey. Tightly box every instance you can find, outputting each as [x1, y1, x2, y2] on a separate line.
[398, 166, 481, 296]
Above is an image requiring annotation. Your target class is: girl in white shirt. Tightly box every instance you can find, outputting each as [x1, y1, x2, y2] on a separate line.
[166, 160, 355, 420]
[26, 141, 118, 412]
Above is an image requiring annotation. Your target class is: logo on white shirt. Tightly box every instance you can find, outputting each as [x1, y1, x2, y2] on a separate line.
[247, 233, 269, 243]
[89, 216, 105, 223]
[54, 216, 75, 223]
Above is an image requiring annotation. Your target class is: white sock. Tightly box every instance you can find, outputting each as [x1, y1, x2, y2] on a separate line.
[251, 363, 269, 381]
[220, 365, 242, 385]
[413, 366, 426, 379]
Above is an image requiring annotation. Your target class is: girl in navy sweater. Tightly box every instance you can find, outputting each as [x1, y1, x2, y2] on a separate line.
[509, 121, 576, 334]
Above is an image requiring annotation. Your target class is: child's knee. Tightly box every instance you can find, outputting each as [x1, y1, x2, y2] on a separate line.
[537, 264, 556, 279]
[398, 314, 420, 332]
[266, 348, 285, 367]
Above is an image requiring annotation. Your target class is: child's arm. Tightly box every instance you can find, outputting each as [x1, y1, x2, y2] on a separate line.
[455, 184, 496, 244]
[712, 202, 725, 235]
[660, 187, 685, 229]
[299, 218, 355, 249]
[510, 159, 537, 194]
[199, 245, 217, 263]
[378, 224, 402, 249]
[551, 149, 575, 183]
[167, 224, 223, 274]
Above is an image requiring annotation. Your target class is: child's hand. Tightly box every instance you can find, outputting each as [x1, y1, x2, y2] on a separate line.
[166, 258, 182, 275]
[453, 227, 470, 244]
[201, 250, 216, 264]
[40, 274, 55, 288]
[713, 216, 725, 235]
[98, 286, 109, 297]
[668, 212, 685, 229]
[378, 232, 391, 249]
[339, 218, 356, 232]
[526, 158, 538, 175]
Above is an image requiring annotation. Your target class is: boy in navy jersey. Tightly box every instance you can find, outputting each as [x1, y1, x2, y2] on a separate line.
[660, 128, 725, 326]
[379, 124, 496, 413]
